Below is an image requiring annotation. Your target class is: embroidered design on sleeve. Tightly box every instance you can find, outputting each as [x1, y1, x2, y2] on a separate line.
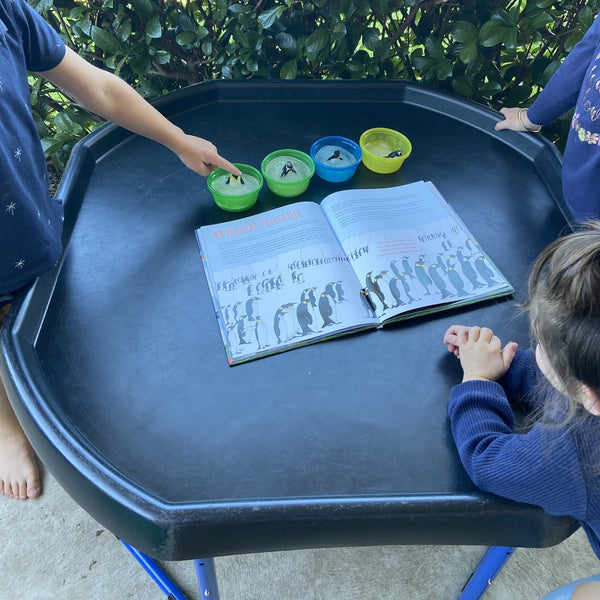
[5, 202, 16, 215]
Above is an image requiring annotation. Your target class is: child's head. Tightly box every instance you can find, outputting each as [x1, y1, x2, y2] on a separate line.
[528, 221, 600, 410]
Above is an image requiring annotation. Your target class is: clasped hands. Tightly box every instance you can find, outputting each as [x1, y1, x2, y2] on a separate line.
[443, 325, 518, 383]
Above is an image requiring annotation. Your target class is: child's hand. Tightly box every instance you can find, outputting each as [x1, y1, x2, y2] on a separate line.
[443, 325, 518, 382]
[494, 107, 540, 133]
[171, 133, 242, 178]
[443, 324, 471, 357]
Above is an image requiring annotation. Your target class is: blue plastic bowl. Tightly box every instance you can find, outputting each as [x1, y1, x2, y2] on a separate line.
[310, 136, 362, 183]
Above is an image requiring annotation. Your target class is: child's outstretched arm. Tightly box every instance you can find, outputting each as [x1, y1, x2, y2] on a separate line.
[443, 324, 518, 382]
[40, 47, 241, 178]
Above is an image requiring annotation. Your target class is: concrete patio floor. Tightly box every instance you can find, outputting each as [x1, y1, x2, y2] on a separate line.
[3, 464, 600, 600]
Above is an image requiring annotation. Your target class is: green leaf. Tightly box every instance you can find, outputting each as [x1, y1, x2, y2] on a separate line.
[246, 57, 259, 72]
[459, 43, 478, 65]
[425, 36, 444, 60]
[276, 32, 296, 53]
[258, 6, 285, 29]
[129, 54, 152, 76]
[305, 26, 330, 55]
[525, 12, 553, 30]
[129, 0, 154, 20]
[332, 21, 347, 43]
[29, 0, 54, 13]
[355, 0, 371, 16]
[411, 55, 435, 71]
[436, 58, 453, 80]
[340, 0, 356, 18]
[504, 27, 517, 50]
[234, 26, 250, 48]
[372, 38, 391, 63]
[152, 50, 171, 65]
[367, 62, 380, 76]
[214, 0, 228, 20]
[451, 21, 478, 44]
[479, 20, 508, 47]
[541, 61, 561, 85]
[347, 59, 365, 74]
[478, 80, 502, 97]
[451, 76, 475, 97]
[362, 27, 380, 51]
[175, 31, 197, 46]
[579, 5, 594, 30]
[565, 31, 584, 53]
[506, 83, 533, 104]
[177, 13, 196, 33]
[354, 49, 370, 64]
[54, 111, 84, 135]
[280, 58, 298, 79]
[145, 15, 162, 39]
[90, 26, 123, 54]
[116, 19, 132, 43]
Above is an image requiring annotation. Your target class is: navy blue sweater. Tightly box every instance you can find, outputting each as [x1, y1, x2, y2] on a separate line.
[449, 348, 600, 559]
[0, 0, 65, 295]
[528, 16, 600, 222]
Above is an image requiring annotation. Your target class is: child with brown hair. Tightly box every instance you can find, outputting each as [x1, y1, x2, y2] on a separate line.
[444, 221, 600, 598]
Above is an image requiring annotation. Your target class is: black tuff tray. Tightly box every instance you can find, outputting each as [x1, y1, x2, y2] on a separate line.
[0, 80, 577, 560]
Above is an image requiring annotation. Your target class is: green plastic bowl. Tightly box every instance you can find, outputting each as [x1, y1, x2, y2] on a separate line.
[359, 128, 412, 174]
[207, 163, 263, 212]
[261, 149, 315, 197]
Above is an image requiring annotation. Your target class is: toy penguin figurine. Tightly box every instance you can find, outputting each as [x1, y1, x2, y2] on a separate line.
[226, 174, 245, 185]
[281, 161, 296, 177]
[385, 150, 403, 158]
[327, 149, 343, 161]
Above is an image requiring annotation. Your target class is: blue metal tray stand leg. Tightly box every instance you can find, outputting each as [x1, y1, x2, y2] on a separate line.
[195, 558, 221, 599]
[120, 540, 193, 600]
[123, 539, 510, 600]
[457, 546, 515, 600]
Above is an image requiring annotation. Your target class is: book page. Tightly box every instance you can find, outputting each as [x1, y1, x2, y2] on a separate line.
[196, 202, 379, 364]
[321, 181, 513, 321]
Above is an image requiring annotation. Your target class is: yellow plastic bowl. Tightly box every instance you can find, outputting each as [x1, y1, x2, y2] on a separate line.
[359, 128, 412, 174]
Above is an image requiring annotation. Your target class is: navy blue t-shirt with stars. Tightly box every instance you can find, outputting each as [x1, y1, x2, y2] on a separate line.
[0, 0, 66, 296]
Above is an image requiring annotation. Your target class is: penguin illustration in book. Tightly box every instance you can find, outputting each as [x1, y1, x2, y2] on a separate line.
[414, 255, 433, 295]
[318, 290, 337, 327]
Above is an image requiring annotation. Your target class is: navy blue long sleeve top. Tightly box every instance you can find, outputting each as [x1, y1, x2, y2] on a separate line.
[449, 349, 600, 559]
[528, 16, 600, 222]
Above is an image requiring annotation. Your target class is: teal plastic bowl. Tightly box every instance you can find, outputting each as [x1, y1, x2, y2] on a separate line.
[261, 149, 315, 197]
[207, 163, 263, 212]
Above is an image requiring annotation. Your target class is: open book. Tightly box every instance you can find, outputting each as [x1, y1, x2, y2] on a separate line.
[195, 181, 513, 365]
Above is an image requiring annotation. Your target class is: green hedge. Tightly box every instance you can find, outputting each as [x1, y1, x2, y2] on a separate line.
[31, 0, 599, 170]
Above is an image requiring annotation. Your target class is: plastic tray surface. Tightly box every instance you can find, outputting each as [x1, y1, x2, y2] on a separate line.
[0, 81, 577, 560]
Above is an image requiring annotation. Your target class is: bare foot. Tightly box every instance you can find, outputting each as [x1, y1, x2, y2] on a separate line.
[0, 431, 41, 499]
[0, 304, 42, 499]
